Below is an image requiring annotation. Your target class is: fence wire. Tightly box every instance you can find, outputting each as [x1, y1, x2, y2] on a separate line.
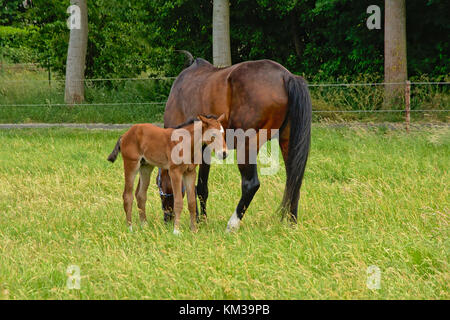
[0, 76, 448, 113]
[0, 76, 449, 86]
[0, 101, 447, 114]
[0, 102, 167, 107]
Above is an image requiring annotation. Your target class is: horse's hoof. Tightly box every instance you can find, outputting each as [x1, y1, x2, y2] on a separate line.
[226, 211, 240, 233]
[128, 225, 133, 232]
[173, 229, 181, 236]
[164, 212, 174, 223]
[197, 214, 207, 224]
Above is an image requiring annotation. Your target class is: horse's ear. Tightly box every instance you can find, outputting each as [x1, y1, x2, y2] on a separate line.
[217, 113, 226, 124]
[197, 115, 209, 129]
[197, 115, 207, 123]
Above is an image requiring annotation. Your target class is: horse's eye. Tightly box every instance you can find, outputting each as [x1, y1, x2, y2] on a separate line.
[211, 136, 215, 141]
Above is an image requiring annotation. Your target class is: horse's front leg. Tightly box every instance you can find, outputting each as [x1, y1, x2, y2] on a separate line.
[169, 168, 184, 235]
[196, 162, 210, 220]
[226, 163, 260, 232]
[196, 144, 211, 220]
[157, 168, 175, 222]
[184, 169, 198, 232]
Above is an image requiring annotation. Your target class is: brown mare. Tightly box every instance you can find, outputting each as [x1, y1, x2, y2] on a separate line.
[154, 53, 312, 232]
[107, 114, 227, 234]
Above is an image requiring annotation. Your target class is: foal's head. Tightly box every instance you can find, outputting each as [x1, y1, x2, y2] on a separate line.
[198, 114, 228, 160]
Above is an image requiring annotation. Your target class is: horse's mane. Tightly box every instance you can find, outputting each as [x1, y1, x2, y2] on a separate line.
[176, 50, 194, 68]
[176, 50, 214, 70]
[172, 114, 218, 129]
[193, 58, 213, 67]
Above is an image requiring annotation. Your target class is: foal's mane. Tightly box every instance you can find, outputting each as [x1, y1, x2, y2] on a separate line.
[172, 114, 218, 129]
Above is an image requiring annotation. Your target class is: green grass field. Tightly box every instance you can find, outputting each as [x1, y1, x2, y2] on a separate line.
[0, 125, 448, 299]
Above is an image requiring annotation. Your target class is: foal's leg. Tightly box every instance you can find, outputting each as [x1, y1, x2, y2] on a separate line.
[123, 159, 140, 231]
[135, 164, 154, 225]
[184, 170, 198, 232]
[226, 163, 260, 232]
[169, 168, 184, 235]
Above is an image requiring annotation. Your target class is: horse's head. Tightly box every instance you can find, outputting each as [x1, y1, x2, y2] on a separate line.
[198, 114, 228, 160]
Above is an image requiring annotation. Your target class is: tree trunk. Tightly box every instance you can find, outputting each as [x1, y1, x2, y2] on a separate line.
[212, 0, 231, 67]
[384, 0, 407, 108]
[65, 0, 88, 104]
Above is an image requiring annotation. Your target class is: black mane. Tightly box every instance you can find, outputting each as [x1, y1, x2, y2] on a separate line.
[194, 58, 213, 67]
[172, 114, 218, 129]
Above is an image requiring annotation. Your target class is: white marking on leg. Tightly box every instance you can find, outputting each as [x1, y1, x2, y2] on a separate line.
[226, 211, 241, 233]
[128, 225, 133, 232]
[173, 228, 181, 236]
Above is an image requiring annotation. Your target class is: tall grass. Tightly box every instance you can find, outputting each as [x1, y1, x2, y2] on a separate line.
[0, 66, 448, 123]
[0, 126, 448, 299]
[309, 74, 449, 122]
[0, 66, 169, 123]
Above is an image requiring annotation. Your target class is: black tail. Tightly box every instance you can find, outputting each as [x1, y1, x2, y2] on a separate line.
[107, 137, 122, 163]
[176, 50, 194, 69]
[281, 75, 312, 221]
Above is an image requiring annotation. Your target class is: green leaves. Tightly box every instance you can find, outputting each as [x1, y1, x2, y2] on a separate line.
[2, 0, 448, 81]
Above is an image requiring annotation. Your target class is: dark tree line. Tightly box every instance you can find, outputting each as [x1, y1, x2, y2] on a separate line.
[1, 0, 448, 81]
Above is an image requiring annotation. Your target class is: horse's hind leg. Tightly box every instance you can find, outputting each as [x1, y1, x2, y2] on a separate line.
[135, 164, 154, 226]
[123, 159, 140, 231]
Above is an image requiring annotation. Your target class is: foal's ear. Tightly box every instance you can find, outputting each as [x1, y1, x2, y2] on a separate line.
[197, 115, 208, 123]
[217, 114, 225, 123]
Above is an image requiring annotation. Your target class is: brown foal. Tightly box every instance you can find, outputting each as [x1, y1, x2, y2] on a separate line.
[107, 114, 227, 234]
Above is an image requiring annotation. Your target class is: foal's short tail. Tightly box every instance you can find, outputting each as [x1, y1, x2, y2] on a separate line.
[107, 137, 122, 163]
[281, 74, 312, 220]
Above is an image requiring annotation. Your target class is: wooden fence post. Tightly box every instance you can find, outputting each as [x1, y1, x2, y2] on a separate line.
[48, 57, 51, 87]
[0, 43, 3, 74]
[405, 80, 411, 133]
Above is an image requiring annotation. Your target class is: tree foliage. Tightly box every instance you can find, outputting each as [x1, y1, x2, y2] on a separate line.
[1, 0, 448, 80]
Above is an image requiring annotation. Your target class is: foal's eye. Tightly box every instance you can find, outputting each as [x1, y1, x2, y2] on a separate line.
[211, 136, 215, 141]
